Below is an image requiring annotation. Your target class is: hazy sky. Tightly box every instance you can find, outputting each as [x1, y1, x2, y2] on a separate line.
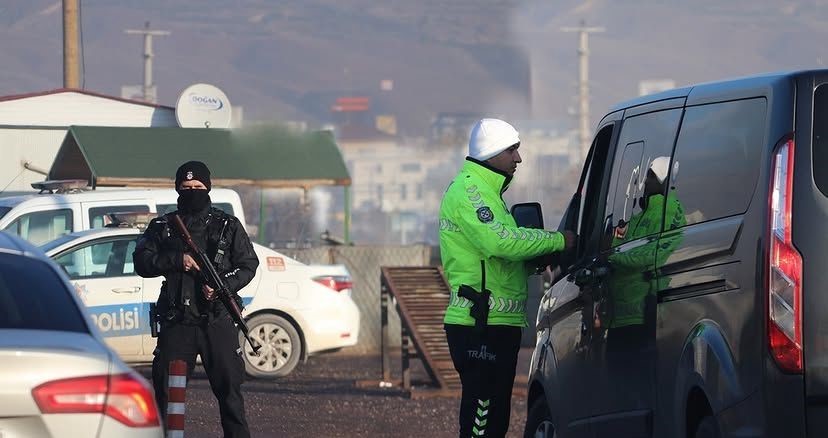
[3, 1, 828, 132]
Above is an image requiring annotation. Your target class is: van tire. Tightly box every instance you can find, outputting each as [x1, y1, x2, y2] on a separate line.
[694, 415, 720, 438]
[239, 313, 301, 379]
[524, 396, 556, 438]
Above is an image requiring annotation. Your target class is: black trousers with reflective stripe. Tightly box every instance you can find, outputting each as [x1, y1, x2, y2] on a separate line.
[152, 314, 249, 438]
[445, 324, 522, 438]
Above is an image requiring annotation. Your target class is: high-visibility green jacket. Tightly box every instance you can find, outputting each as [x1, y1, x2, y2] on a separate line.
[440, 158, 566, 327]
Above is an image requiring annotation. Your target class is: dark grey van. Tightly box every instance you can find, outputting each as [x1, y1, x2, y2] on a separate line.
[524, 70, 828, 437]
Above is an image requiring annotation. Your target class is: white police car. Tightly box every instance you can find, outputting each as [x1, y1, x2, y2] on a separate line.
[40, 226, 360, 378]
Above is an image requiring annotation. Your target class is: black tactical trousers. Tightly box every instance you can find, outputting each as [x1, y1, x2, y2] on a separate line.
[153, 314, 249, 438]
[445, 324, 522, 438]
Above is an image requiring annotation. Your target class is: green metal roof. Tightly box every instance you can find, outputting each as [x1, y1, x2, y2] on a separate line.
[49, 125, 351, 188]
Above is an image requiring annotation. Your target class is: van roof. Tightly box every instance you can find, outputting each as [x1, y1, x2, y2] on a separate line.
[0, 187, 239, 208]
[608, 69, 828, 114]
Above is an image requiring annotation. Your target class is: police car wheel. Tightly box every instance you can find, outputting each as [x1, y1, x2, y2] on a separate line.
[240, 313, 301, 378]
[523, 397, 555, 438]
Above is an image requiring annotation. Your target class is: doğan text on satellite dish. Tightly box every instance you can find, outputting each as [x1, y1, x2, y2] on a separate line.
[188, 93, 224, 110]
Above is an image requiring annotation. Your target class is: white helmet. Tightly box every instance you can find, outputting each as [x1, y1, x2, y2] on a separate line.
[649, 156, 671, 184]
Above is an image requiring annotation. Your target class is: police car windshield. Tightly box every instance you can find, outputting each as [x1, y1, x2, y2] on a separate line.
[39, 233, 84, 254]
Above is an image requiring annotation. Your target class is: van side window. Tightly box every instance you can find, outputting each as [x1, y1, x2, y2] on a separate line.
[812, 85, 828, 196]
[577, 124, 615, 257]
[669, 98, 767, 229]
[5, 209, 73, 246]
[604, 109, 683, 247]
[89, 205, 150, 228]
[607, 142, 645, 231]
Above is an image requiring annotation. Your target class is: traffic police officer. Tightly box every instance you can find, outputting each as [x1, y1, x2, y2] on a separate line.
[134, 161, 258, 438]
[440, 119, 574, 437]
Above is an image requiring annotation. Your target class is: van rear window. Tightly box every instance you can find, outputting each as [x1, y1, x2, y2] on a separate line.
[813, 85, 828, 197]
[669, 98, 767, 228]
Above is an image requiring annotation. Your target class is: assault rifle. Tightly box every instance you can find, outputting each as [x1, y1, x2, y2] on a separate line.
[171, 214, 260, 354]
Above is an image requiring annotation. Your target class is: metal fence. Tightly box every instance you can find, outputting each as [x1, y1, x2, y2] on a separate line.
[276, 245, 432, 354]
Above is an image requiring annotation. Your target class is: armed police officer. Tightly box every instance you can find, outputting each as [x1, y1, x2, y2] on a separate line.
[134, 161, 258, 438]
[440, 119, 575, 437]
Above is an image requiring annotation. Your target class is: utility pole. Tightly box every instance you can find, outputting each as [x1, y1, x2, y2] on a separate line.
[63, 0, 80, 88]
[125, 22, 170, 103]
[561, 20, 604, 161]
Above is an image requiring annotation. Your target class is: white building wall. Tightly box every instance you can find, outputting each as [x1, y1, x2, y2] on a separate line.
[0, 91, 177, 192]
[0, 92, 176, 127]
[0, 129, 68, 192]
[339, 139, 452, 215]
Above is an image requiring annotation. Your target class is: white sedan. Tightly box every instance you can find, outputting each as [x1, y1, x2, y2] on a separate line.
[0, 231, 162, 438]
[40, 227, 360, 378]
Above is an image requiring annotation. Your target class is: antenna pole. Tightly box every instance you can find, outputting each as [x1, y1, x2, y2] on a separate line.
[561, 20, 604, 162]
[125, 22, 170, 103]
[63, 0, 80, 88]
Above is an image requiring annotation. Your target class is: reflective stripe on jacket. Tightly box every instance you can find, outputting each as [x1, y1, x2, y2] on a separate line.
[440, 158, 566, 327]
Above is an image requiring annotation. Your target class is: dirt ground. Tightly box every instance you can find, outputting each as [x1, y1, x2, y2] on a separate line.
[137, 349, 532, 437]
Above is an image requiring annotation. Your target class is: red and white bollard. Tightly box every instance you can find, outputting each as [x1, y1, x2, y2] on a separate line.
[166, 360, 187, 438]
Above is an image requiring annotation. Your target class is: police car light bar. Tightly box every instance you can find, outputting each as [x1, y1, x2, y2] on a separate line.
[31, 179, 90, 194]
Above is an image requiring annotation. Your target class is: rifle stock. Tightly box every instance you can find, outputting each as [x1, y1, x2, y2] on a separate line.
[171, 214, 260, 354]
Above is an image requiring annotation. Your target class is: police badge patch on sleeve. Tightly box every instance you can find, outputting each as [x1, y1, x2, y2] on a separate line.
[477, 206, 494, 223]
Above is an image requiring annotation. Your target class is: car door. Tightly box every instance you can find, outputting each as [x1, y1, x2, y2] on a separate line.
[536, 118, 618, 437]
[141, 274, 165, 359]
[586, 104, 683, 437]
[53, 235, 144, 358]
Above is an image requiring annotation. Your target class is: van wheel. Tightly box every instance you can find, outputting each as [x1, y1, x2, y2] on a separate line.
[524, 397, 556, 438]
[694, 415, 720, 438]
[240, 314, 301, 378]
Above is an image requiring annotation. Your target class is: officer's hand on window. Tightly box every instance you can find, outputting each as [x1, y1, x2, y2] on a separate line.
[183, 253, 200, 273]
[562, 230, 577, 251]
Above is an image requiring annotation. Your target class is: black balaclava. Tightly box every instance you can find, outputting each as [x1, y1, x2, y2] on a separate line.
[174, 161, 212, 214]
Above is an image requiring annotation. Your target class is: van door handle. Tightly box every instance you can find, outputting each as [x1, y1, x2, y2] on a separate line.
[571, 263, 610, 288]
[112, 287, 141, 294]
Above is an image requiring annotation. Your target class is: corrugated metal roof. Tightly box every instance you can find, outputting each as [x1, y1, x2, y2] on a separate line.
[49, 125, 351, 189]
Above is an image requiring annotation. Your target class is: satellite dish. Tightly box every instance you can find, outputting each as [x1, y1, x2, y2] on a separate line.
[175, 83, 232, 128]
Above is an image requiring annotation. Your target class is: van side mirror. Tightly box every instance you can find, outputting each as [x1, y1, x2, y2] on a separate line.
[511, 202, 544, 229]
[511, 202, 552, 273]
